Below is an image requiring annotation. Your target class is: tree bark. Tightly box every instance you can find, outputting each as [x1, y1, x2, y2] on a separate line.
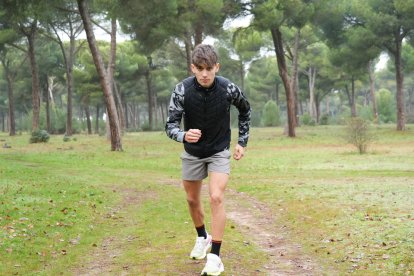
[5, 73, 16, 136]
[271, 27, 295, 137]
[394, 38, 405, 131]
[77, 0, 122, 151]
[65, 34, 75, 136]
[307, 67, 317, 119]
[291, 29, 300, 125]
[351, 76, 356, 117]
[368, 60, 378, 123]
[95, 104, 100, 134]
[1, 57, 16, 136]
[145, 56, 154, 130]
[194, 23, 203, 46]
[26, 25, 41, 131]
[45, 77, 51, 133]
[85, 105, 92, 134]
[184, 33, 193, 76]
[113, 80, 125, 132]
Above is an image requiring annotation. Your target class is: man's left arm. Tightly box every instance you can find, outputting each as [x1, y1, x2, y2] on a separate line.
[228, 83, 251, 160]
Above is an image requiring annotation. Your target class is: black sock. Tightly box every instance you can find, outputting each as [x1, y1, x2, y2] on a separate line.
[211, 240, 222, 256]
[195, 224, 207, 239]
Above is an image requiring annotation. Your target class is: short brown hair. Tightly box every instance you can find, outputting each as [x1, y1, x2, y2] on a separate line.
[191, 44, 218, 67]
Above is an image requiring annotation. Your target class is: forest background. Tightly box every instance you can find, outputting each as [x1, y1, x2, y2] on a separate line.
[1, 0, 414, 148]
[1, 1, 414, 275]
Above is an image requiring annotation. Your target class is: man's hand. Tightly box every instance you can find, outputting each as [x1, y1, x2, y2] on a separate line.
[233, 144, 245, 160]
[184, 129, 202, 143]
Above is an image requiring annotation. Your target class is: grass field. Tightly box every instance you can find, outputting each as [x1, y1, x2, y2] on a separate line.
[0, 125, 413, 275]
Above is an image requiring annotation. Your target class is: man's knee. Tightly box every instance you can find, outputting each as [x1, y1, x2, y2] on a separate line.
[187, 197, 200, 208]
[209, 193, 223, 206]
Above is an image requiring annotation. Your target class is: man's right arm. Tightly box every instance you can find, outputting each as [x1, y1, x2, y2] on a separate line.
[165, 83, 186, 143]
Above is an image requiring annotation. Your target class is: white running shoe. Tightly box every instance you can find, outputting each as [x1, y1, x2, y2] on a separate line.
[190, 234, 212, 260]
[201, 253, 224, 276]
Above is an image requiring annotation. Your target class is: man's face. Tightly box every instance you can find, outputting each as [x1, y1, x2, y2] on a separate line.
[191, 63, 220, 88]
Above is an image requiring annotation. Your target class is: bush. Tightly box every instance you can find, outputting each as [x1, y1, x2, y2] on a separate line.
[344, 117, 375, 154]
[262, 100, 281, 126]
[30, 130, 50, 143]
[377, 89, 396, 123]
[319, 114, 330, 125]
[301, 113, 316, 126]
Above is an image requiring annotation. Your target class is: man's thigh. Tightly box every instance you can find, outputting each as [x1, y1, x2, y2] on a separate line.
[207, 149, 231, 175]
[181, 151, 208, 180]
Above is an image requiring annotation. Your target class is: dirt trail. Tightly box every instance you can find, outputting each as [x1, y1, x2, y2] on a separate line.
[72, 181, 326, 275]
[226, 188, 323, 275]
[72, 188, 155, 276]
[162, 179, 325, 275]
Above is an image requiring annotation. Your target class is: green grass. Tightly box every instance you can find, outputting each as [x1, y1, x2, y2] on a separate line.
[234, 125, 414, 275]
[0, 125, 413, 275]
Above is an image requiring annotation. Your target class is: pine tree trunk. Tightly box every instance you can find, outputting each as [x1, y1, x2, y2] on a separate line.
[308, 67, 317, 119]
[6, 74, 16, 136]
[95, 104, 100, 134]
[65, 36, 75, 136]
[85, 105, 92, 134]
[45, 77, 51, 133]
[291, 29, 300, 126]
[351, 76, 356, 117]
[271, 27, 295, 137]
[184, 33, 193, 76]
[368, 60, 378, 123]
[394, 39, 405, 131]
[145, 69, 153, 130]
[27, 28, 41, 131]
[77, 0, 122, 151]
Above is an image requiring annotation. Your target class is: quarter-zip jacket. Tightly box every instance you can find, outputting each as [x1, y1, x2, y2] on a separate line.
[165, 76, 251, 158]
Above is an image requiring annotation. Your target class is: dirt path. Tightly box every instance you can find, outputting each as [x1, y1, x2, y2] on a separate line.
[225, 188, 323, 275]
[72, 188, 156, 276]
[161, 179, 325, 275]
[72, 181, 325, 275]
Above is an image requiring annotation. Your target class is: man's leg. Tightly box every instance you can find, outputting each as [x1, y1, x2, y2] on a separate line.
[208, 172, 229, 253]
[183, 180, 204, 227]
[200, 172, 228, 275]
[184, 180, 212, 260]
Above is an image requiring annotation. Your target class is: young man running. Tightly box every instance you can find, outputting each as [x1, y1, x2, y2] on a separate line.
[165, 44, 251, 275]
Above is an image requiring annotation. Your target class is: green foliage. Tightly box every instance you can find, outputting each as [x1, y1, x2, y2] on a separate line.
[358, 105, 374, 121]
[262, 100, 281, 126]
[319, 113, 330, 125]
[344, 117, 375, 154]
[300, 112, 316, 126]
[377, 88, 396, 123]
[29, 129, 50, 143]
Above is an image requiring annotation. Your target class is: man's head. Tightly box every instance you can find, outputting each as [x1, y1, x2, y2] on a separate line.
[191, 44, 220, 88]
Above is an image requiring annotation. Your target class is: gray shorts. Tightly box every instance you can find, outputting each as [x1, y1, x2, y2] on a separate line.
[181, 149, 231, 180]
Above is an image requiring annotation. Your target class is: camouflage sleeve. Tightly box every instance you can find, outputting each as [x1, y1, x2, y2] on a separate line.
[227, 83, 251, 147]
[165, 82, 186, 143]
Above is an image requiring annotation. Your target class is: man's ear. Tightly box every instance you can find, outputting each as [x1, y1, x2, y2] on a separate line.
[215, 63, 220, 73]
[190, 64, 196, 74]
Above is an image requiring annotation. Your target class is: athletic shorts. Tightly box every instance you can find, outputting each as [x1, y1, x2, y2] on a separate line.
[180, 149, 231, 180]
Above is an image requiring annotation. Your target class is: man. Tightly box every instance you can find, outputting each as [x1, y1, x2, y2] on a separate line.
[165, 44, 251, 275]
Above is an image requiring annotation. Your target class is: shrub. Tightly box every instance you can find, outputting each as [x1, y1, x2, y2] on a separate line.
[262, 100, 281, 126]
[301, 113, 316, 126]
[344, 117, 375, 154]
[319, 114, 330, 125]
[30, 130, 50, 143]
[377, 89, 396, 123]
[63, 134, 71, 142]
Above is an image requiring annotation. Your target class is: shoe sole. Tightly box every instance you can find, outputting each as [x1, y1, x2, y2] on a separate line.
[190, 244, 211, 260]
[201, 264, 224, 275]
[191, 238, 212, 260]
[201, 269, 224, 276]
